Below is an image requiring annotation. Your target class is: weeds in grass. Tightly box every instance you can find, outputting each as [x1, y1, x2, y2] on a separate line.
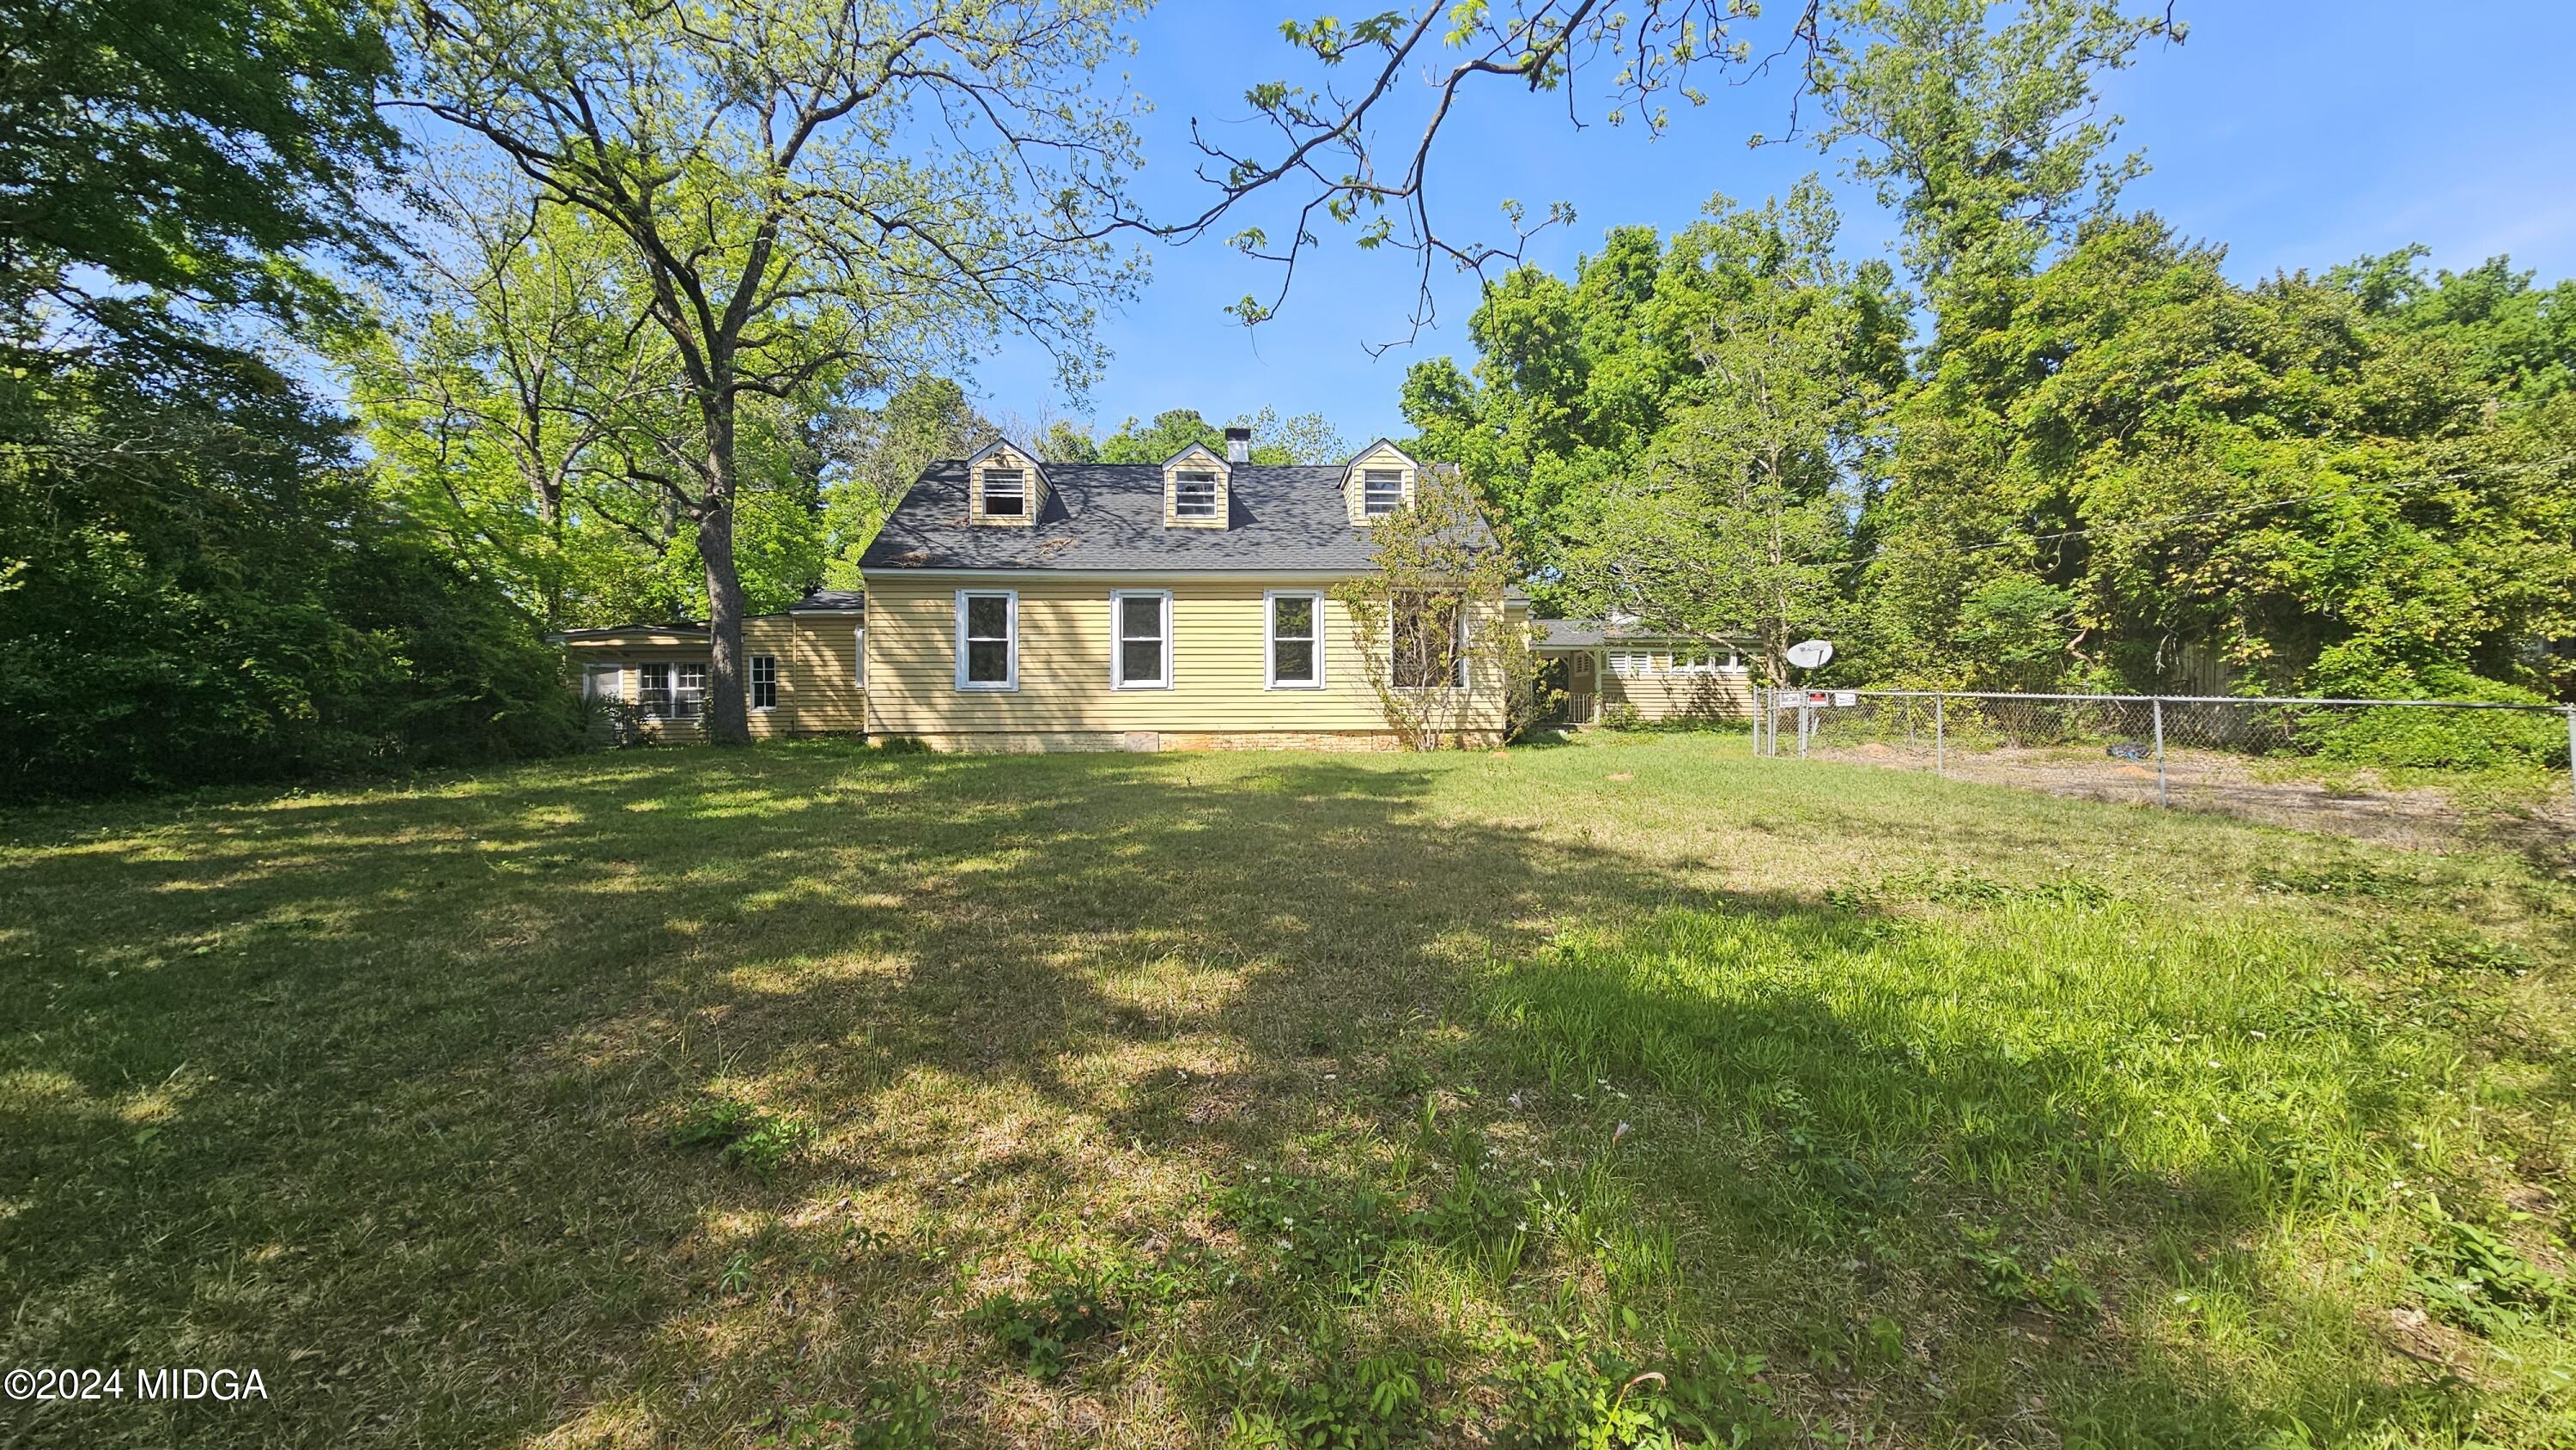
[1488, 1329, 1795, 1450]
[1223, 1337, 1438, 1450]
[1217, 1168, 1400, 1295]
[2409, 1198, 2569, 1336]
[2372, 925, 2537, 978]
[968, 1246, 1163, 1380]
[668, 1093, 817, 1177]
[759, 1377, 945, 1449]
[1959, 1225, 2100, 1320]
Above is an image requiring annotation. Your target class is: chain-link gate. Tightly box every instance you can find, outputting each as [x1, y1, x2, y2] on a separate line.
[1757, 689, 2576, 840]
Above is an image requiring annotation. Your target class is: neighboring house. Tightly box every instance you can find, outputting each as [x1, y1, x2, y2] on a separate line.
[857, 430, 1522, 751]
[1531, 619, 1755, 725]
[554, 590, 866, 741]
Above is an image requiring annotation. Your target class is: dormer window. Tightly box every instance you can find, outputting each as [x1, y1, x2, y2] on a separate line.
[962, 438, 1048, 526]
[981, 467, 1026, 517]
[1160, 443, 1229, 529]
[1341, 440, 1420, 525]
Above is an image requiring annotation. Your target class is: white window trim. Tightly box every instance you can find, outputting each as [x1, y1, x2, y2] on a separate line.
[853, 626, 866, 689]
[1264, 589, 1326, 691]
[582, 663, 625, 702]
[954, 588, 1018, 691]
[1361, 468, 1405, 518]
[1108, 589, 1174, 690]
[748, 653, 779, 712]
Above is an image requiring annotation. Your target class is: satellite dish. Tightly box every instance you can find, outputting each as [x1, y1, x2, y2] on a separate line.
[1785, 639, 1834, 670]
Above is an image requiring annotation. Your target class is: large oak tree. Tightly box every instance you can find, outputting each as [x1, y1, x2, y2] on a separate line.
[399, 0, 1146, 743]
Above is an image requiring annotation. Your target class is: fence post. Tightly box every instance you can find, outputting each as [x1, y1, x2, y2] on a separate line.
[2152, 696, 2168, 808]
[1934, 694, 1945, 777]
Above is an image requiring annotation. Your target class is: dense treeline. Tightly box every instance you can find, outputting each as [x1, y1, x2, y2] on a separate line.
[0, 0, 580, 798]
[1402, 5, 2576, 746]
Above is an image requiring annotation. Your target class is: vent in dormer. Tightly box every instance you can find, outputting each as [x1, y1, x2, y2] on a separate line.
[1161, 442, 1229, 530]
[963, 436, 1048, 527]
[1340, 439, 1419, 525]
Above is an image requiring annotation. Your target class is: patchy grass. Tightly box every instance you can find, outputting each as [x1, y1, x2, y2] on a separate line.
[3, 735, 2572, 1447]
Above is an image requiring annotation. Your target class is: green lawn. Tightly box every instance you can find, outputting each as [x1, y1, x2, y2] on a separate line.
[3, 736, 2571, 1448]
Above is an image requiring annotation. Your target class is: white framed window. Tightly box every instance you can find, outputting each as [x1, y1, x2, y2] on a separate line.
[954, 589, 1018, 690]
[853, 627, 866, 689]
[1668, 649, 1717, 675]
[1392, 593, 1466, 689]
[638, 661, 705, 719]
[1265, 590, 1323, 689]
[582, 663, 624, 702]
[1109, 590, 1172, 689]
[1362, 468, 1404, 517]
[749, 653, 778, 710]
[981, 467, 1026, 517]
[1173, 470, 1218, 519]
[1608, 650, 1650, 679]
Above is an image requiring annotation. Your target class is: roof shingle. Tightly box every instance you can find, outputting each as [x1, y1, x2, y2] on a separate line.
[860, 462, 1378, 573]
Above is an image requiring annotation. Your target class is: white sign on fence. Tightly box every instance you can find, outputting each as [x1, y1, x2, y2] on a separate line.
[1832, 691, 1857, 707]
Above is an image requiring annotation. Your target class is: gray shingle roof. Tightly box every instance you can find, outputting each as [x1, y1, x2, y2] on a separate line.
[787, 588, 865, 614]
[860, 462, 1382, 573]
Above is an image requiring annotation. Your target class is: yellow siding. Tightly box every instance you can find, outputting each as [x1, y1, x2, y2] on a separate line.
[1606, 669, 1753, 723]
[858, 574, 1506, 748]
[563, 613, 866, 740]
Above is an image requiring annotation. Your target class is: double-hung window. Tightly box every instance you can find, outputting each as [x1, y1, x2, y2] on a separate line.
[955, 590, 1017, 689]
[641, 661, 705, 719]
[1608, 651, 1649, 678]
[1266, 591, 1322, 689]
[1173, 470, 1218, 519]
[1362, 468, 1404, 517]
[749, 654, 778, 710]
[582, 664, 623, 703]
[981, 468, 1026, 517]
[1109, 591, 1171, 689]
[1391, 593, 1466, 689]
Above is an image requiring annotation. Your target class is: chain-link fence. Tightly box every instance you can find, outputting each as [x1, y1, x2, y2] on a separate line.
[1757, 689, 2576, 846]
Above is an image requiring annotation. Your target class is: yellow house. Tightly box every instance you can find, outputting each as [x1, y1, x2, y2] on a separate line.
[554, 590, 866, 742]
[858, 431, 1521, 751]
[1530, 619, 1756, 725]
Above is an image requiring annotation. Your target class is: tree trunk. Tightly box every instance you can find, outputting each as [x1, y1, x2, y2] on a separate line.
[698, 403, 750, 747]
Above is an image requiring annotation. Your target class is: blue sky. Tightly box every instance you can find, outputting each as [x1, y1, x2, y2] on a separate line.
[976, 2, 2576, 447]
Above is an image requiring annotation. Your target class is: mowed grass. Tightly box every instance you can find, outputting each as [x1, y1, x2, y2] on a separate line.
[3, 735, 2572, 1448]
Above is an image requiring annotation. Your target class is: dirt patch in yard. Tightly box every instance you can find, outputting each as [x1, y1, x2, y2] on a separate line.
[1809, 742, 2575, 856]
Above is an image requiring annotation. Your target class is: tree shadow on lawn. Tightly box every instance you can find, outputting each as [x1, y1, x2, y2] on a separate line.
[0, 743, 2524, 1447]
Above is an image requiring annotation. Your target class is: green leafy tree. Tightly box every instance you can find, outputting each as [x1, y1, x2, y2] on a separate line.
[402, 0, 1148, 744]
[1554, 185, 1886, 683]
[817, 377, 996, 588]
[0, 0, 398, 351]
[1334, 468, 1543, 749]
[1089, 407, 1344, 465]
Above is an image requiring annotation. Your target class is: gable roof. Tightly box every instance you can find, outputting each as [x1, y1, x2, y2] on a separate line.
[963, 435, 1049, 487]
[1161, 441, 1227, 470]
[860, 462, 1388, 573]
